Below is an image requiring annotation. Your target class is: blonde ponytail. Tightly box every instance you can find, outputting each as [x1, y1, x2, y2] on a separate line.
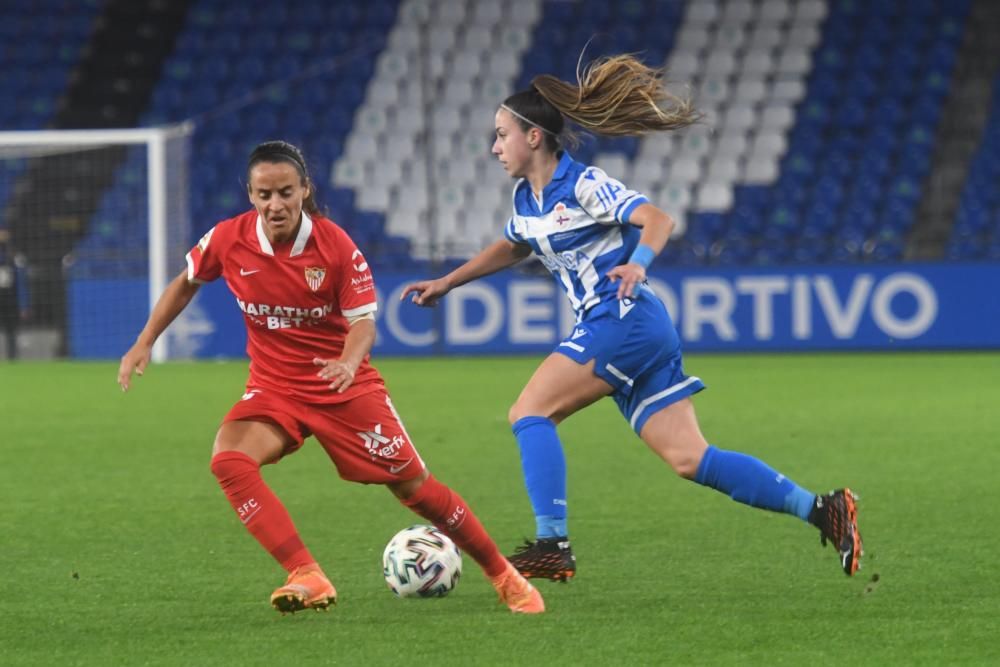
[530, 54, 701, 137]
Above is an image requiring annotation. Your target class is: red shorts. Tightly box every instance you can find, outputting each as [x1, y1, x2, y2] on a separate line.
[223, 384, 426, 484]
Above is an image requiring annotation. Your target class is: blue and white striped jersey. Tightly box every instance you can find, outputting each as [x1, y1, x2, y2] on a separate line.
[503, 152, 649, 315]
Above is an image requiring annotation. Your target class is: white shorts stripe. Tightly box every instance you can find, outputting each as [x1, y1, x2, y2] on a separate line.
[385, 396, 424, 469]
[629, 376, 702, 431]
[604, 363, 634, 387]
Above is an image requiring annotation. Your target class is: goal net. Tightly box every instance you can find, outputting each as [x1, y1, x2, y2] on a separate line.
[0, 125, 192, 361]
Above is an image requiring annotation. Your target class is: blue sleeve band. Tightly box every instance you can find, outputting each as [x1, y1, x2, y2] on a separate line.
[628, 244, 656, 269]
[619, 195, 648, 222]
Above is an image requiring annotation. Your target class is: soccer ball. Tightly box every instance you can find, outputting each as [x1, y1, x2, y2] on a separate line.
[382, 525, 462, 598]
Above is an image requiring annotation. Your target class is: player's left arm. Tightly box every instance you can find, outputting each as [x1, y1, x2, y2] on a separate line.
[314, 313, 375, 393]
[317, 227, 379, 392]
[607, 203, 675, 299]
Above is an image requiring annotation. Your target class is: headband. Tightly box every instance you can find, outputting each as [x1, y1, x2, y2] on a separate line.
[249, 143, 307, 174]
[499, 104, 558, 136]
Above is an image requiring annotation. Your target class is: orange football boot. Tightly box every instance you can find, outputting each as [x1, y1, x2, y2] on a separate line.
[270, 564, 337, 614]
[490, 562, 545, 614]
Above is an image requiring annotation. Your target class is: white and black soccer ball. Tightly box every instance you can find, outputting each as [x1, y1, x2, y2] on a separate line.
[382, 525, 462, 598]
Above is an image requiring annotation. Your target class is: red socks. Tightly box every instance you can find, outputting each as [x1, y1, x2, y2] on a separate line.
[401, 475, 508, 578]
[210, 450, 315, 573]
[211, 454, 506, 580]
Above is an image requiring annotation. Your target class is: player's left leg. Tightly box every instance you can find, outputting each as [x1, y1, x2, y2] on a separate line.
[639, 398, 817, 516]
[211, 420, 337, 613]
[504, 353, 612, 580]
[638, 398, 863, 575]
[388, 473, 544, 614]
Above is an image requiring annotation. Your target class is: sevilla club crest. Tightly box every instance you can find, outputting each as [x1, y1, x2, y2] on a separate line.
[304, 266, 326, 292]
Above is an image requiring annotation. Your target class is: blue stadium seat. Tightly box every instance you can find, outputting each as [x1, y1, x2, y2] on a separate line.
[802, 204, 837, 235]
[830, 244, 863, 264]
[946, 237, 984, 260]
[728, 205, 764, 235]
[714, 239, 754, 267]
[754, 241, 791, 265]
[870, 239, 903, 262]
[793, 238, 828, 264]
[675, 241, 708, 268]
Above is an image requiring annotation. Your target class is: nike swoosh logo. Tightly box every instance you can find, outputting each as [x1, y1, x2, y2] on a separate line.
[240, 268, 261, 276]
[240, 507, 262, 524]
[389, 458, 414, 474]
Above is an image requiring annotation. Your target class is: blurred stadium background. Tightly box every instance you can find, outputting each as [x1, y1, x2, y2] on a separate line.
[1, 0, 999, 360]
[3, 4, 1000, 663]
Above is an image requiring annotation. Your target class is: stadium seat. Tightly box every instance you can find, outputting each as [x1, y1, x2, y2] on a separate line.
[667, 156, 703, 186]
[357, 182, 392, 212]
[669, 51, 701, 80]
[720, 0, 754, 25]
[675, 25, 710, 52]
[686, 1, 720, 25]
[594, 153, 629, 181]
[695, 182, 734, 211]
[630, 155, 667, 186]
[760, 105, 795, 132]
[713, 23, 747, 51]
[705, 157, 740, 184]
[722, 105, 756, 133]
[743, 158, 779, 185]
[704, 51, 737, 77]
[661, 184, 692, 213]
[714, 133, 748, 159]
[741, 50, 775, 78]
[748, 24, 783, 51]
[732, 77, 768, 105]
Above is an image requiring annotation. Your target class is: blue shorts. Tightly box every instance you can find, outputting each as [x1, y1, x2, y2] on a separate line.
[555, 287, 705, 434]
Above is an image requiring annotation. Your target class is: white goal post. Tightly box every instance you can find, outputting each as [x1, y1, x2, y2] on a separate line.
[0, 124, 192, 361]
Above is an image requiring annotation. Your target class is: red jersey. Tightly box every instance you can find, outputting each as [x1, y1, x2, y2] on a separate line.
[185, 210, 382, 403]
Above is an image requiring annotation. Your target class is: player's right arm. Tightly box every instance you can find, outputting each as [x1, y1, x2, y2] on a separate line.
[400, 239, 531, 307]
[117, 269, 200, 391]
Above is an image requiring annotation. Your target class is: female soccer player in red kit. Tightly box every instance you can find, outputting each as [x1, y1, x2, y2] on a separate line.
[117, 141, 543, 614]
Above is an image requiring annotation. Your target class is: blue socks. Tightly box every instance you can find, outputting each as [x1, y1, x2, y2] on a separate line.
[513, 419, 815, 536]
[512, 416, 567, 539]
[694, 445, 816, 521]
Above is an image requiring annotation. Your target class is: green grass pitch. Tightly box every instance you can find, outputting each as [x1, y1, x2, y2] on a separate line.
[2, 353, 999, 665]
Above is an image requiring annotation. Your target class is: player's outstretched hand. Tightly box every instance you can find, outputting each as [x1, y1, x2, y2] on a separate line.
[314, 357, 357, 393]
[118, 342, 152, 392]
[607, 263, 646, 300]
[399, 278, 450, 307]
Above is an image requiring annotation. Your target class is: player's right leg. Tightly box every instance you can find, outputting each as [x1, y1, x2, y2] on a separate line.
[506, 353, 612, 581]
[389, 473, 545, 614]
[211, 395, 336, 612]
[638, 398, 863, 576]
[307, 388, 543, 613]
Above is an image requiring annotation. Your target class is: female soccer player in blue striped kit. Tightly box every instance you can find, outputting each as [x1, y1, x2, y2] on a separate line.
[402, 55, 863, 579]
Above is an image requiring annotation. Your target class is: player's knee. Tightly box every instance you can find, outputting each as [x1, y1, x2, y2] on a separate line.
[508, 401, 527, 426]
[209, 452, 227, 479]
[209, 449, 257, 480]
[509, 400, 557, 426]
[647, 439, 704, 479]
[212, 428, 237, 457]
[669, 451, 702, 480]
[387, 468, 430, 501]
